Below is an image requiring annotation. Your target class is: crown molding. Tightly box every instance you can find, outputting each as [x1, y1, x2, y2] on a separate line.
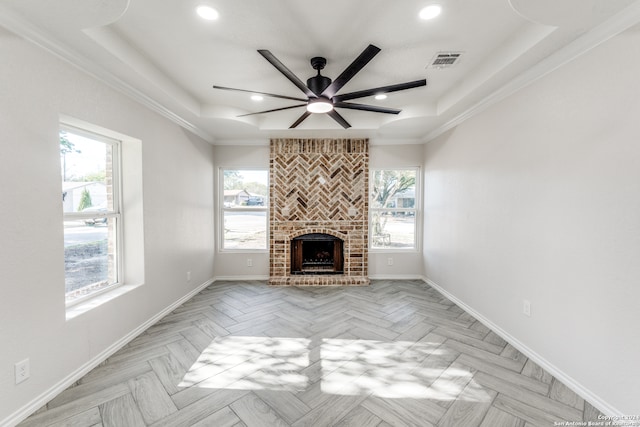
[0, 4, 215, 144]
[422, 0, 640, 143]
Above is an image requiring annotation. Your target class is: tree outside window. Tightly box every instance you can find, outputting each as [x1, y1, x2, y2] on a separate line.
[370, 169, 418, 249]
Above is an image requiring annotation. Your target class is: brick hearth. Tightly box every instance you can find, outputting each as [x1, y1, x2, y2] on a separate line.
[269, 138, 369, 286]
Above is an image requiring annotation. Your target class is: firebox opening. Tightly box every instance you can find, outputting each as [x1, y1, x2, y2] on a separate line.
[291, 233, 344, 275]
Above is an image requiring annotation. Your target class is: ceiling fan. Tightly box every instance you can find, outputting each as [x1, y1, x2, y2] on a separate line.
[213, 44, 427, 129]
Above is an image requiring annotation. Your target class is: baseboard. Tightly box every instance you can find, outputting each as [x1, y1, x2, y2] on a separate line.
[213, 275, 424, 282]
[212, 275, 270, 281]
[368, 274, 425, 281]
[423, 276, 623, 417]
[2, 278, 214, 427]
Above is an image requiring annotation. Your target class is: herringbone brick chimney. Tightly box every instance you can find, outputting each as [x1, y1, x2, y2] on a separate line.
[269, 138, 370, 286]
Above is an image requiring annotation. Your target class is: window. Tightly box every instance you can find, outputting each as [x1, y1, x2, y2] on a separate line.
[60, 126, 122, 305]
[370, 169, 418, 250]
[221, 169, 268, 250]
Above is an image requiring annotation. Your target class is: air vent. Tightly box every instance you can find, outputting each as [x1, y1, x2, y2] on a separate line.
[428, 52, 463, 69]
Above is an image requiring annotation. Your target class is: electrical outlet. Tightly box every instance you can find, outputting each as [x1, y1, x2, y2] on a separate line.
[387, 257, 394, 266]
[247, 258, 253, 267]
[15, 359, 30, 384]
[187, 271, 191, 282]
[523, 300, 531, 317]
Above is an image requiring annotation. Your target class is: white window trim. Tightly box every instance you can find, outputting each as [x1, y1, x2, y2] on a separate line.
[61, 124, 124, 307]
[218, 167, 269, 252]
[369, 167, 421, 253]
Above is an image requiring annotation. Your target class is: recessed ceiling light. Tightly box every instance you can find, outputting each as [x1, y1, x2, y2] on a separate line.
[375, 94, 387, 100]
[196, 5, 219, 20]
[419, 4, 442, 20]
[251, 95, 263, 101]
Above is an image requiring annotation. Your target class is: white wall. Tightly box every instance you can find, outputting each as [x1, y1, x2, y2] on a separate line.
[212, 143, 426, 279]
[0, 27, 215, 424]
[423, 27, 640, 414]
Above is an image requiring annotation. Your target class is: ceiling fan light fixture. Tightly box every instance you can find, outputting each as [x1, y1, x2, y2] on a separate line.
[375, 94, 388, 100]
[196, 5, 219, 20]
[250, 95, 263, 101]
[419, 4, 442, 20]
[306, 98, 333, 114]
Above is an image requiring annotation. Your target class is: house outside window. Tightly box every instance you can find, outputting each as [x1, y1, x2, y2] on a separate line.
[370, 168, 419, 250]
[221, 169, 268, 250]
[60, 126, 122, 305]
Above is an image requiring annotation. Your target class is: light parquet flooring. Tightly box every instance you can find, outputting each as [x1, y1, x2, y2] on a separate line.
[19, 280, 604, 427]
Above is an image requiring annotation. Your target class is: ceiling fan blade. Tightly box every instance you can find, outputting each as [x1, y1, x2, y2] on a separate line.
[289, 111, 312, 128]
[327, 110, 352, 129]
[213, 85, 308, 102]
[237, 104, 306, 117]
[321, 44, 381, 99]
[332, 79, 427, 102]
[334, 102, 401, 114]
[258, 50, 316, 98]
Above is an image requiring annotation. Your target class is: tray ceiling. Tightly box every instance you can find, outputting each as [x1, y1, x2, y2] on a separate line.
[1, 0, 638, 144]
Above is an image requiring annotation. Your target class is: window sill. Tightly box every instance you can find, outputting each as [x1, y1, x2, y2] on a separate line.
[66, 283, 143, 321]
[218, 248, 268, 253]
[369, 248, 419, 253]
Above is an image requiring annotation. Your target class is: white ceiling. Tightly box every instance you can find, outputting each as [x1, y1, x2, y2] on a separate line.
[1, 0, 639, 144]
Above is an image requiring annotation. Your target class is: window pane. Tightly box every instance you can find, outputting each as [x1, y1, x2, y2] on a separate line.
[371, 170, 417, 209]
[64, 217, 118, 303]
[221, 169, 268, 250]
[61, 127, 120, 304]
[223, 170, 268, 207]
[371, 212, 416, 249]
[61, 131, 114, 213]
[224, 211, 267, 250]
[370, 169, 418, 250]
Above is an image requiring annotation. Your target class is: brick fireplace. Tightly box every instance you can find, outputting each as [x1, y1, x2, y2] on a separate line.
[269, 138, 369, 286]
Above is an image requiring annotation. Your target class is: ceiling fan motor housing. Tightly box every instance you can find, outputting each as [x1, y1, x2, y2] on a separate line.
[307, 75, 332, 96]
[308, 56, 332, 95]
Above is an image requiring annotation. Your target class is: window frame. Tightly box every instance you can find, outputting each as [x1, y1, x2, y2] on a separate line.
[218, 167, 269, 252]
[61, 124, 124, 306]
[369, 167, 421, 252]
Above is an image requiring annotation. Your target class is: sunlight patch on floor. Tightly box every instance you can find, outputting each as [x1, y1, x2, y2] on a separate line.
[320, 338, 493, 402]
[180, 336, 310, 391]
[181, 336, 493, 402]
